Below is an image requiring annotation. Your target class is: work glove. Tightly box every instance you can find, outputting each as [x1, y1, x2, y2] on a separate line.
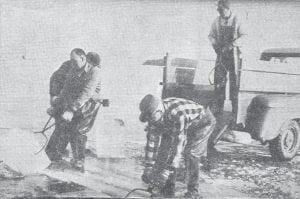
[222, 43, 234, 54]
[150, 169, 172, 189]
[62, 111, 74, 122]
[149, 186, 162, 197]
[213, 44, 222, 55]
[172, 156, 182, 169]
[47, 107, 55, 116]
[50, 96, 59, 107]
[142, 166, 153, 184]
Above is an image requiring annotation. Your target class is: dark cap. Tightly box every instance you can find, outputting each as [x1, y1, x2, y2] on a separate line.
[87, 52, 101, 66]
[217, 0, 230, 9]
[139, 94, 160, 123]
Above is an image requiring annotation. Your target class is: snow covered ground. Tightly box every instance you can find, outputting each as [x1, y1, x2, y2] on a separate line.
[1, 139, 300, 198]
[0, 0, 300, 198]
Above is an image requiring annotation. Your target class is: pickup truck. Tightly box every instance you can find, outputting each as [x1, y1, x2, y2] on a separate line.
[144, 48, 300, 161]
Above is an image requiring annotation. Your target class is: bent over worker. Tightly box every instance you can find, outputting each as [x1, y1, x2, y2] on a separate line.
[49, 49, 101, 172]
[208, 0, 246, 117]
[139, 94, 216, 198]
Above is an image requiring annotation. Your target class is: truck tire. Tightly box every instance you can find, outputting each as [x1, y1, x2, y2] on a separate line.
[269, 120, 300, 161]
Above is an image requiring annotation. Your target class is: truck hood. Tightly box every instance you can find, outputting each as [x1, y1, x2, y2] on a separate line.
[242, 59, 300, 75]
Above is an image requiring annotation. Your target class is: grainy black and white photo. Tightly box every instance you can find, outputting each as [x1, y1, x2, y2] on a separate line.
[0, 0, 300, 198]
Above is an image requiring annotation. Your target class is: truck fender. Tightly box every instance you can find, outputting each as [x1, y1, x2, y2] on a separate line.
[245, 95, 300, 143]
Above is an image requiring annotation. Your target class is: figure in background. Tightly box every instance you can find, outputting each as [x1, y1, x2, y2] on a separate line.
[209, 0, 246, 120]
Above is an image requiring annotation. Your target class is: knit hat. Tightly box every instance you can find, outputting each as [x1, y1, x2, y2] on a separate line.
[217, 0, 230, 9]
[139, 94, 160, 123]
[87, 52, 101, 66]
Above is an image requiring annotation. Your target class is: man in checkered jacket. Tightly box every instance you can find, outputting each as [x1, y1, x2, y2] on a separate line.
[139, 94, 216, 198]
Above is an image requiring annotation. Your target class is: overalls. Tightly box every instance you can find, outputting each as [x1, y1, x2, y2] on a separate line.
[214, 17, 238, 114]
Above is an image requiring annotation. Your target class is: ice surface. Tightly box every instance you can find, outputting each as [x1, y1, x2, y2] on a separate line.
[0, 128, 50, 175]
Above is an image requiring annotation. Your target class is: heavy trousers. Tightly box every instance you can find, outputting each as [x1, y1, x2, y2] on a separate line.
[162, 108, 216, 195]
[214, 51, 238, 115]
[45, 117, 70, 161]
[45, 99, 100, 162]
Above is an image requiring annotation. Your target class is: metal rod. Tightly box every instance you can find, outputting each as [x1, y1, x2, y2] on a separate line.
[124, 188, 151, 198]
[34, 116, 55, 155]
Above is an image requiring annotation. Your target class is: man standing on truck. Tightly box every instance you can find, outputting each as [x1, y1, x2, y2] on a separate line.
[208, 0, 246, 119]
[139, 94, 216, 198]
[46, 49, 101, 172]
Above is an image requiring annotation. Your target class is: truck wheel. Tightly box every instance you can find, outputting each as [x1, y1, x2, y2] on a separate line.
[269, 120, 300, 161]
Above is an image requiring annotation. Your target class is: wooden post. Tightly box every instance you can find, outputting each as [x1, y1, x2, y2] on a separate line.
[163, 52, 169, 84]
[235, 47, 242, 90]
[162, 53, 170, 99]
[232, 47, 242, 122]
[223, 71, 232, 112]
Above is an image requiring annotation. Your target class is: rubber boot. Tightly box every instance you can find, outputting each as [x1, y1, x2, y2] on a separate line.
[69, 133, 78, 162]
[160, 170, 176, 198]
[71, 134, 87, 173]
[186, 156, 200, 197]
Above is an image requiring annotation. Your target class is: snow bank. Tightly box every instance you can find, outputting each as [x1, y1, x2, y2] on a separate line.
[0, 128, 50, 175]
